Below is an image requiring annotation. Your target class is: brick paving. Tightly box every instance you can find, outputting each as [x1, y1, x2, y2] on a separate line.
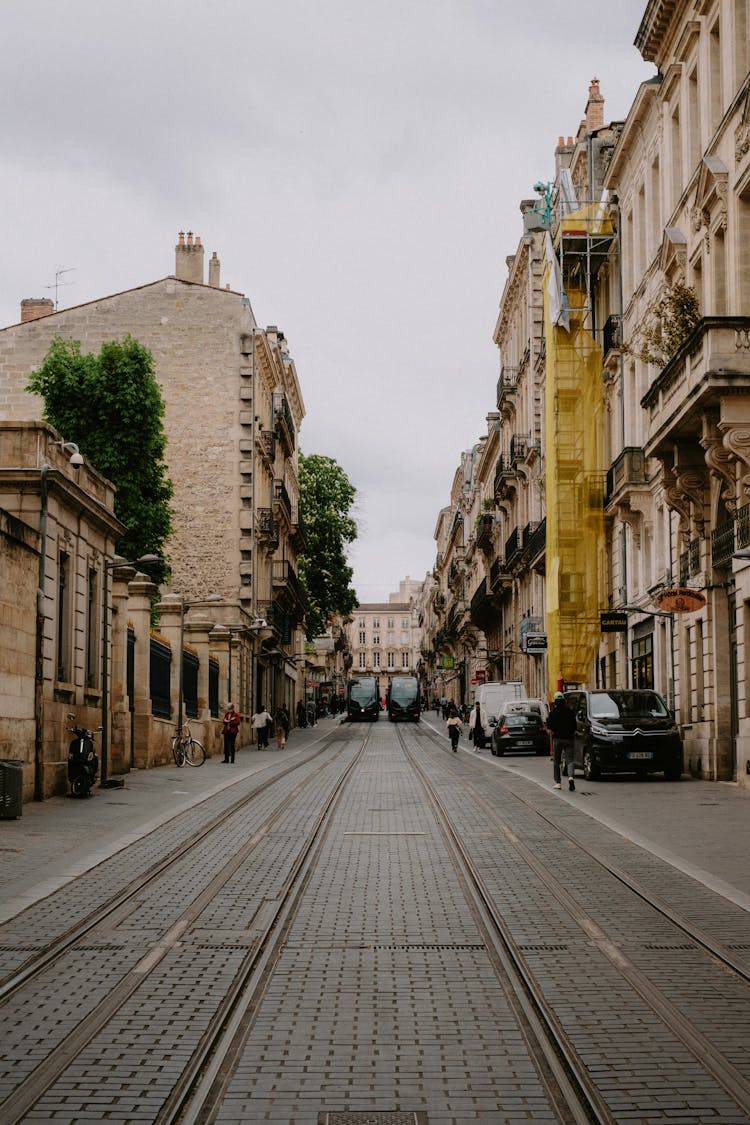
[1, 715, 749, 1123]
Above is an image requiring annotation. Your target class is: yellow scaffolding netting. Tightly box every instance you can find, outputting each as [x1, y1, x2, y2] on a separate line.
[544, 270, 606, 695]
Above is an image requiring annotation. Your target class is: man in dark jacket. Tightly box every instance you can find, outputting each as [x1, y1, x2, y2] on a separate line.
[547, 692, 576, 791]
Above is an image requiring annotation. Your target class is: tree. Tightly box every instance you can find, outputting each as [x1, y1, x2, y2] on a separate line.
[624, 282, 701, 368]
[298, 452, 358, 639]
[27, 336, 174, 580]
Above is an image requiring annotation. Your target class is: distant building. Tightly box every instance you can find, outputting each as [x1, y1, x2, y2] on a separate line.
[346, 579, 423, 699]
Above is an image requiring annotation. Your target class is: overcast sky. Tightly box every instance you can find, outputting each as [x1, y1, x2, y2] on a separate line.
[1, 1, 654, 602]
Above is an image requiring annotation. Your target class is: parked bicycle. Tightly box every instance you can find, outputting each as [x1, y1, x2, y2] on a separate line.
[171, 718, 206, 767]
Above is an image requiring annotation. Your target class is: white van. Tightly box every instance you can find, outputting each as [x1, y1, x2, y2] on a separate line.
[475, 682, 527, 735]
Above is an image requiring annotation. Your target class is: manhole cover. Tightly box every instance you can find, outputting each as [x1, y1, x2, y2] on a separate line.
[318, 1115, 428, 1125]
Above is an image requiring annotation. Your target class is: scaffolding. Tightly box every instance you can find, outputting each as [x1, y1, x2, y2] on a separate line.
[543, 195, 613, 692]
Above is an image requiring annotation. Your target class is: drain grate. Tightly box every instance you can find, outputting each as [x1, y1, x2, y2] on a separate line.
[371, 943, 484, 951]
[518, 943, 570, 952]
[728, 943, 750, 950]
[643, 943, 696, 951]
[318, 1114, 428, 1125]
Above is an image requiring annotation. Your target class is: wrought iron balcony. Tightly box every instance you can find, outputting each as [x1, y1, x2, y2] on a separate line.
[712, 522, 735, 570]
[256, 508, 279, 548]
[524, 518, 546, 559]
[505, 527, 521, 565]
[679, 538, 702, 584]
[602, 314, 621, 357]
[490, 557, 511, 590]
[496, 366, 519, 408]
[273, 392, 295, 454]
[605, 447, 646, 504]
[257, 429, 276, 464]
[274, 478, 292, 520]
[273, 559, 307, 611]
[475, 513, 495, 550]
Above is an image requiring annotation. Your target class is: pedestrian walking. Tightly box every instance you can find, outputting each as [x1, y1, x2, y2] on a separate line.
[468, 700, 486, 751]
[446, 706, 463, 752]
[251, 702, 272, 749]
[275, 705, 290, 749]
[547, 691, 576, 791]
[296, 699, 307, 729]
[221, 702, 241, 763]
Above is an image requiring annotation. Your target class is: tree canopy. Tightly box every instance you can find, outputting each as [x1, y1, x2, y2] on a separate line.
[298, 452, 358, 639]
[27, 335, 174, 581]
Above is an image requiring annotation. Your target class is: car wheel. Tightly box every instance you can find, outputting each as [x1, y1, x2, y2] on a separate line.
[664, 764, 682, 781]
[495, 746, 504, 756]
[583, 750, 600, 781]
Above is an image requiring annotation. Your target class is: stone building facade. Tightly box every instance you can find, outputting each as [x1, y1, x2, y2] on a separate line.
[0, 233, 307, 792]
[346, 579, 422, 703]
[424, 3, 750, 790]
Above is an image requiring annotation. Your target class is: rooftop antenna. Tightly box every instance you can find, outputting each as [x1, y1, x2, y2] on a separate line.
[46, 266, 76, 310]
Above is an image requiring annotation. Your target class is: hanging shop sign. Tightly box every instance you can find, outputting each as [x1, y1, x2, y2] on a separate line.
[440, 656, 455, 670]
[600, 611, 628, 633]
[522, 632, 547, 653]
[652, 587, 707, 613]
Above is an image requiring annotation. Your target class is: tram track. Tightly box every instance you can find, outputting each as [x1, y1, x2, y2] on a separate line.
[0, 726, 368, 1124]
[396, 726, 611, 1125]
[402, 720, 750, 1120]
[0, 731, 339, 1004]
[415, 715, 750, 984]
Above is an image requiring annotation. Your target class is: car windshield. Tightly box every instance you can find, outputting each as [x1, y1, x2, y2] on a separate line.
[589, 691, 669, 720]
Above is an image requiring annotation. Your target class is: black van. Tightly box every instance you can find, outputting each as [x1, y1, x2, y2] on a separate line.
[564, 689, 683, 781]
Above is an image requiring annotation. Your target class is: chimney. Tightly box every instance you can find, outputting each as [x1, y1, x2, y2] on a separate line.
[21, 298, 55, 323]
[208, 251, 221, 288]
[585, 78, 604, 132]
[175, 229, 205, 283]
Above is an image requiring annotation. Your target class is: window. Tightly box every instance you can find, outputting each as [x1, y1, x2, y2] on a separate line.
[387, 617, 394, 629]
[86, 568, 99, 689]
[373, 652, 381, 669]
[401, 618, 409, 629]
[401, 652, 410, 668]
[373, 632, 380, 646]
[57, 551, 72, 682]
[387, 651, 395, 669]
[386, 631, 395, 645]
[401, 632, 409, 645]
[358, 618, 365, 628]
[372, 617, 380, 628]
[359, 652, 366, 669]
[631, 634, 654, 689]
[359, 630, 366, 644]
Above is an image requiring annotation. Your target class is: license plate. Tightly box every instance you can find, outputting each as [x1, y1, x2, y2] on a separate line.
[517, 740, 533, 747]
[627, 751, 653, 760]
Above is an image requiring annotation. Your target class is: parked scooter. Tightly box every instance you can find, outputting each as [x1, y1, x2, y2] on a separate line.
[67, 716, 102, 797]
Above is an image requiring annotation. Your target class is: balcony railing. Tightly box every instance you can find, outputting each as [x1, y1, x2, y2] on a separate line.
[605, 446, 646, 504]
[510, 434, 528, 464]
[273, 559, 306, 610]
[258, 429, 276, 464]
[737, 504, 750, 551]
[679, 538, 702, 584]
[496, 366, 519, 408]
[475, 514, 495, 550]
[505, 527, 521, 565]
[274, 478, 292, 520]
[712, 522, 735, 570]
[602, 314, 621, 356]
[256, 507, 279, 547]
[524, 517, 546, 559]
[490, 557, 511, 590]
[273, 392, 295, 454]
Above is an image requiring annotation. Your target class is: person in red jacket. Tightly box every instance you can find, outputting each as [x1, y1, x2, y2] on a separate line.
[222, 702, 241, 763]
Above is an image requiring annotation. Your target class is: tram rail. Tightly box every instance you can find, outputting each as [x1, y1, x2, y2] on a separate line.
[0, 726, 368, 1124]
[403, 719, 750, 1120]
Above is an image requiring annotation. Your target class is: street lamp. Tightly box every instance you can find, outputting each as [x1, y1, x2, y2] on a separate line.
[101, 554, 160, 787]
[176, 594, 223, 739]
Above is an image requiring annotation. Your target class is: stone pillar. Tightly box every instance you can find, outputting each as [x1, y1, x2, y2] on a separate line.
[185, 616, 214, 754]
[129, 573, 159, 768]
[110, 565, 136, 775]
[157, 594, 183, 733]
[211, 625, 231, 708]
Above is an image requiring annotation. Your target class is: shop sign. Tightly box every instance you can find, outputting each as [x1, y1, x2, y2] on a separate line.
[600, 611, 628, 633]
[652, 587, 707, 613]
[522, 632, 547, 653]
[440, 656, 455, 670]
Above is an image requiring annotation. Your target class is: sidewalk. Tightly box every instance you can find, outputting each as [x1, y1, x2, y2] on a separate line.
[0, 716, 341, 924]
